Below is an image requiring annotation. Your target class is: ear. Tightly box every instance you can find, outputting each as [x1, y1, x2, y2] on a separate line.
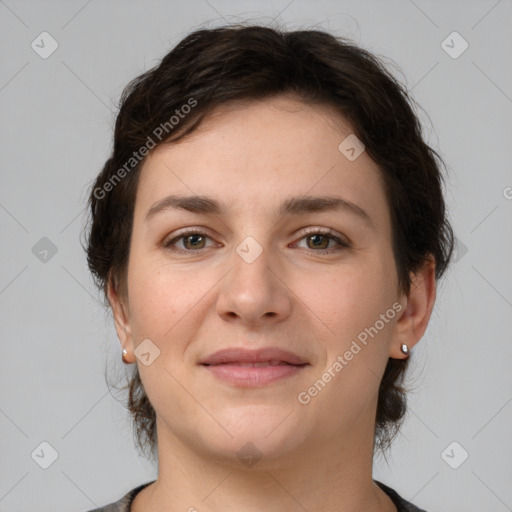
[106, 272, 135, 363]
[389, 256, 437, 359]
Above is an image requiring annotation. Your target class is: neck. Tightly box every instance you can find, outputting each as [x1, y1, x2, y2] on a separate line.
[133, 414, 396, 512]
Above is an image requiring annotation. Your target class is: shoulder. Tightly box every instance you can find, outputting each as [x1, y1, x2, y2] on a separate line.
[375, 480, 428, 512]
[84, 481, 155, 512]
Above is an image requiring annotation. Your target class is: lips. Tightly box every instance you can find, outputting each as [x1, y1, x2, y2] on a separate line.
[199, 347, 307, 366]
[200, 347, 308, 387]
[215, 360, 291, 367]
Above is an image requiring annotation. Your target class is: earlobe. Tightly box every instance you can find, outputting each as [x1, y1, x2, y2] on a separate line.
[106, 273, 134, 358]
[390, 257, 437, 359]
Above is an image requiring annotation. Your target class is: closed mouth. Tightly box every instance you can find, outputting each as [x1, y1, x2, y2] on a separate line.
[203, 360, 303, 367]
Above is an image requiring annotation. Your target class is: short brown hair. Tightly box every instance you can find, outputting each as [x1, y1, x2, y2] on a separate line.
[84, 23, 454, 461]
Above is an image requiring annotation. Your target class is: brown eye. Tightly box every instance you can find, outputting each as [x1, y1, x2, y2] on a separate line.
[294, 228, 351, 255]
[164, 231, 214, 252]
[181, 234, 206, 250]
[306, 234, 331, 250]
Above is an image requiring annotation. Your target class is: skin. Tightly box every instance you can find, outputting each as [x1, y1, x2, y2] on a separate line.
[108, 95, 436, 512]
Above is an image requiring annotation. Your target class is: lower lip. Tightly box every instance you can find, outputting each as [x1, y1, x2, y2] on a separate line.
[202, 363, 306, 387]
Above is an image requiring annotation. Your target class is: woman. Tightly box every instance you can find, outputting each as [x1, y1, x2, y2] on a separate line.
[85, 23, 453, 512]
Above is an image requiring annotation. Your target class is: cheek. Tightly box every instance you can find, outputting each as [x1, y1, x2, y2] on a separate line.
[298, 260, 396, 414]
[316, 259, 393, 323]
[126, 258, 185, 342]
[126, 255, 221, 360]
[308, 255, 397, 362]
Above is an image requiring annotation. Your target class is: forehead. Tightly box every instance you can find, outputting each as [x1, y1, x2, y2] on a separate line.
[134, 96, 389, 231]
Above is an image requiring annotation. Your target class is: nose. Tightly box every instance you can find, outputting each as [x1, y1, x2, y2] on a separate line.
[216, 241, 293, 327]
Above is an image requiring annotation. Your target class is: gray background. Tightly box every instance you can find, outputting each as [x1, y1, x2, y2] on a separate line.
[1, 0, 511, 511]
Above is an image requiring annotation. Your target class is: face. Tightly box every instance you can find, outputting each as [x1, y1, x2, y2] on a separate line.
[111, 96, 410, 468]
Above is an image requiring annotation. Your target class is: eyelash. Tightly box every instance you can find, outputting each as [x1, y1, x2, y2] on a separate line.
[163, 227, 350, 256]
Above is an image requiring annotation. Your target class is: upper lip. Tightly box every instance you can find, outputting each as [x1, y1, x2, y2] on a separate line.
[200, 348, 308, 366]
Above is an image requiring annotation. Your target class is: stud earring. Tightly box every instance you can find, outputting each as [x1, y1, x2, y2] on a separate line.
[400, 344, 410, 358]
[122, 348, 130, 364]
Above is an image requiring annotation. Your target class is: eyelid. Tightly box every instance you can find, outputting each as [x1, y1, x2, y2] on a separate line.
[294, 226, 350, 244]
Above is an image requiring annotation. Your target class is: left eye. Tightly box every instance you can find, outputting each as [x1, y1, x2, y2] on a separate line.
[294, 231, 349, 253]
[163, 229, 350, 255]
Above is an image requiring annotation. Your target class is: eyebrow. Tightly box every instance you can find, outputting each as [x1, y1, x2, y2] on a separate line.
[144, 194, 374, 228]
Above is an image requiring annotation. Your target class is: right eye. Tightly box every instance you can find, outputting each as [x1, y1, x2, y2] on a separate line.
[163, 230, 217, 253]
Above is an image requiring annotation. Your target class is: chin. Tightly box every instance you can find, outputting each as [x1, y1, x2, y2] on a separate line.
[197, 407, 309, 468]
